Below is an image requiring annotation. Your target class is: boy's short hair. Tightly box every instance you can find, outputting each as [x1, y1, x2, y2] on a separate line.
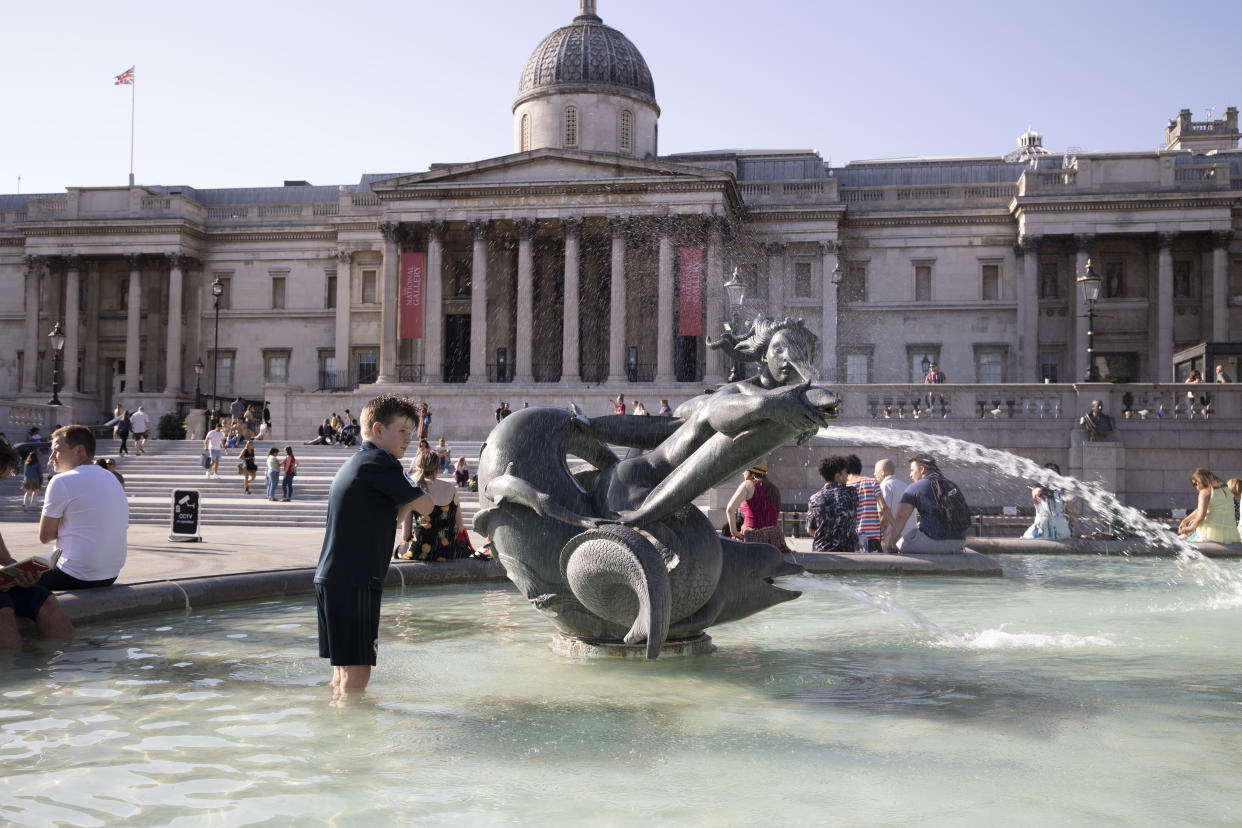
[360, 393, 420, 437]
[818, 455, 848, 482]
[52, 424, 96, 460]
[910, 455, 940, 474]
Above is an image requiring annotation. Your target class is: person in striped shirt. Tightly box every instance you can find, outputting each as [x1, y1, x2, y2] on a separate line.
[846, 454, 891, 552]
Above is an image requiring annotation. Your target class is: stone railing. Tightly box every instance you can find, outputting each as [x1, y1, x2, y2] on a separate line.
[0, 401, 65, 434]
[203, 203, 339, 222]
[837, 183, 1018, 205]
[834, 383, 1242, 423]
[738, 179, 838, 204]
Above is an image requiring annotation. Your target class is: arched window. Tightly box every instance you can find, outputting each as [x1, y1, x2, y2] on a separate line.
[619, 110, 633, 154]
[564, 106, 578, 148]
[521, 113, 530, 152]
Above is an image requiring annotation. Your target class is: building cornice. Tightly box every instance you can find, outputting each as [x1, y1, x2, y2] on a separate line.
[842, 213, 1016, 229]
[1014, 194, 1239, 215]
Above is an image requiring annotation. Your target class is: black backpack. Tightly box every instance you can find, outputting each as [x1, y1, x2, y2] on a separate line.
[928, 476, 971, 532]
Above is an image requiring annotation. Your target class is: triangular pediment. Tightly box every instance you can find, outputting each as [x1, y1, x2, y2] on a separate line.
[370, 148, 732, 192]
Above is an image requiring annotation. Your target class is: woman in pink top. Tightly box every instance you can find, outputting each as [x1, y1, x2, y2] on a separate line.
[725, 460, 790, 553]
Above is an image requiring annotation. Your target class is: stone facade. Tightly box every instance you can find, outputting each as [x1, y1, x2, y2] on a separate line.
[0, 3, 1238, 437]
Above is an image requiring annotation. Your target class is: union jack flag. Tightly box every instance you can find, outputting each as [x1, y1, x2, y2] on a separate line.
[114, 66, 134, 85]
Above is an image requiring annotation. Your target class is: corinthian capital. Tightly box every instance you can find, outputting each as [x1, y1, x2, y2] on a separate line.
[1073, 234, 1094, 254]
[469, 219, 491, 242]
[22, 255, 45, 275]
[378, 221, 402, 245]
[561, 216, 584, 237]
[607, 215, 630, 237]
[1156, 232, 1176, 251]
[1210, 230, 1234, 250]
[125, 253, 143, 271]
[655, 214, 680, 238]
[166, 252, 190, 271]
[62, 253, 82, 272]
[426, 220, 448, 242]
[336, 247, 353, 264]
[515, 218, 538, 241]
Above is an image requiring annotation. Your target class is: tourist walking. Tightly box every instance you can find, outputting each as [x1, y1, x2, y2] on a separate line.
[239, 440, 258, 494]
[1178, 467, 1240, 543]
[846, 454, 886, 552]
[20, 450, 42, 510]
[115, 411, 132, 456]
[725, 460, 789, 553]
[807, 455, 859, 553]
[264, 447, 281, 501]
[130, 406, 150, 455]
[203, 421, 225, 479]
[1021, 462, 1076, 540]
[229, 396, 245, 428]
[281, 446, 298, 501]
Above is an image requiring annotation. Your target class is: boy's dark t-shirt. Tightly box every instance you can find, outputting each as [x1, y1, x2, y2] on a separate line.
[315, 442, 422, 591]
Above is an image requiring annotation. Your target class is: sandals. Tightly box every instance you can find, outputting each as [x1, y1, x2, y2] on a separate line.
[469, 550, 493, 561]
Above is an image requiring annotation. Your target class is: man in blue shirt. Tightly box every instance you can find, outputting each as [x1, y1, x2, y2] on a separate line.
[883, 456, 968, 554]
[315, 393, 432, 694]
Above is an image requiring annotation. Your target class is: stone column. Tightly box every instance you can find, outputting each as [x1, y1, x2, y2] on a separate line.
[562, 216, 583, 383]
[515, 218, 537, 383]
[63, 255, 81, 395]
[377, 222, 402, 384]
[1211, 231, 1233, 341]
[1073, 235, 1092, 382]
[1156, 232, 1175, 382]
[766, 242, 786, 317]
[125, 253, 142, 396]
[1017, 235, 1040, 382]
[85, 261, 101, 395]
[424, 220, 447, 382]
[607, 216, 628, 382]
[468, 219, 490, 383]
[22, 256, 41, 392]
[334, 248, 352, 375]
[656, 215, 677, 383]
[705, 217, 726, 381]
[165, 253, 187, 393]
[819, 241, 840, 382]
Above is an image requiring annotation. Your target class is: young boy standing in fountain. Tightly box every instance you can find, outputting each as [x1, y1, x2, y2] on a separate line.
[314, 394, 432, 693]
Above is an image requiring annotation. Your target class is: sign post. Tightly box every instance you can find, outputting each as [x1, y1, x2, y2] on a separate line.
[170, 489, 202, 542]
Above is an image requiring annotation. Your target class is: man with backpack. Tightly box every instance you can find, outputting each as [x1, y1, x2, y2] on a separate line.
[883, 456, 970, 554]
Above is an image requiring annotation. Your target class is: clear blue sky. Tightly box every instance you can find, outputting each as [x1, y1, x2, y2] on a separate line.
[4, 0, 1239, 195]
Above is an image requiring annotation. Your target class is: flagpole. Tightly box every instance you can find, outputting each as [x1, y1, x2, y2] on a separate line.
[128, 66, 135, 186]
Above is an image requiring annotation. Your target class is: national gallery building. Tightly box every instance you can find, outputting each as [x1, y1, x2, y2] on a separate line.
[1, 1, 1239, 433]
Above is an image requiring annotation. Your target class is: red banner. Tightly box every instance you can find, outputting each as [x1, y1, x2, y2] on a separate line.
[400, 252, 424, 339]
[678, 246, 703, 336]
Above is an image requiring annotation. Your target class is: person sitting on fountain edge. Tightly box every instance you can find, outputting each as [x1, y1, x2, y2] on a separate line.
[314, 393, 433, 695]
[806, 455, 859, 553]
[883, 456, 971, 554]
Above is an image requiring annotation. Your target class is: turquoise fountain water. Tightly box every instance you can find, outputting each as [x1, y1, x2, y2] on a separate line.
[2, 429, 1240, 825]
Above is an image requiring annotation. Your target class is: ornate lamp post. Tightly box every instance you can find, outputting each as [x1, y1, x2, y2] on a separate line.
[193, 358, 204, 409]
[211, 277, 224, 418]
[48, 322, 66, 406]
[722, 268, 747, 381]
[1077, 259, 1102, 382]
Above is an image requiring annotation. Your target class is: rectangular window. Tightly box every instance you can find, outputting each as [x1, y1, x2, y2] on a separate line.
[212, 352, 234, 396]
[981, 264, 1000, 300]
[793, 261, 813, 298]
[1039, 262, 1059, 299]
[845, 265, 866, 303]
[845, 353, 870, 384]
[975, 349, 1005, 383]
[1094, 352, 1138, 383]
[361, 270, 377, 304]
[1104, 261, 1125, 298]
[271, 274, 287, 309]
[212, 274, 232, 310]
[263, 349, 290, 384]
[1173, 261, 1192, 298]
[914, 264, 932, 301]
[326, 273, 337, 308]
[356, 350, 378, 384]
[1039, 351, 1060, 383]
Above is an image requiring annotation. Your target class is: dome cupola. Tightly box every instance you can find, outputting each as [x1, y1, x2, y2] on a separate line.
[513, 2, 660, 158]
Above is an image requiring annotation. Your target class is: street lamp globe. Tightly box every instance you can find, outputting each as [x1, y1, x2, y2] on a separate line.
[722, 268, 745, 309]
[48, 321, 66, 354]
[831, 262, 844, 286]
[1077, 259, 1102, 304]
[211, 277, 224, 298]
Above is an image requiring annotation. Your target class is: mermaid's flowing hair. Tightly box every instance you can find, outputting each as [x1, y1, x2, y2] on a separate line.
[707, 314, 818, 364]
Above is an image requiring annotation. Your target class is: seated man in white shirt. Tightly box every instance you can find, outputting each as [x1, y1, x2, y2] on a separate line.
[37, 425, 129, 590]
[875, 458, 918, 549]
[0, 441, 75, 648]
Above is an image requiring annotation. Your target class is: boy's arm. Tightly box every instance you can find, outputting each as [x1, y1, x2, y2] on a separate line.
[396, 489, 434, 526]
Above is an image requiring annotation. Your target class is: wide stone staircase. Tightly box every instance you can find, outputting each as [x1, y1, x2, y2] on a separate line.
[0, 438, 486, 529]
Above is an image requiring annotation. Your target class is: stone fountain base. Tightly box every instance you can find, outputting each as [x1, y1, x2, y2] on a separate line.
[552, 633, 716, 659]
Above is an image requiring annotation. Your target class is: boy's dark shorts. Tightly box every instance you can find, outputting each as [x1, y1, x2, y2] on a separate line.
[0, 585, 53, 620]
[316, 583, 381, 666]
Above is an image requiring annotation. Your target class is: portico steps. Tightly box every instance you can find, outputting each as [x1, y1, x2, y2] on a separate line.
[0, 439, 485, 529]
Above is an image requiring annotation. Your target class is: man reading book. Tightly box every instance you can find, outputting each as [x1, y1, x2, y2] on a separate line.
[0, 441, 75, 649]
[38, 425, 129, 590]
